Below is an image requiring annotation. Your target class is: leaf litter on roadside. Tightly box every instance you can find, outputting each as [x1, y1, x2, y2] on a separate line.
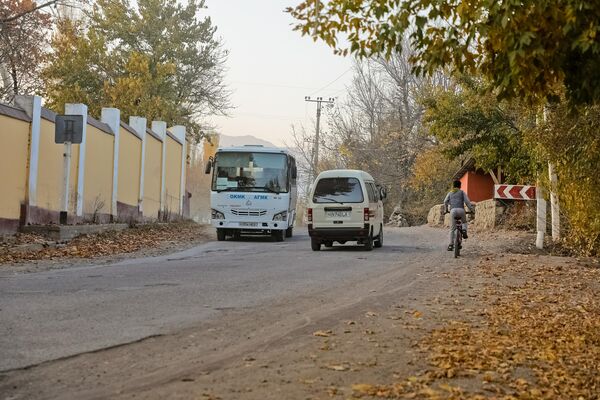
[349, 257, 600, 399]
[0, 222, 208, 264]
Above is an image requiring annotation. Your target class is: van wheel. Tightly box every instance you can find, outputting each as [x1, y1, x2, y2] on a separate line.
[273, 230, 285, 242]
[311, 239, 321, 251]
[285, 227, 293, 238]
[216, 229, 226, 241]
[374, 225, 383, 248]
[364, 229, 374, 251]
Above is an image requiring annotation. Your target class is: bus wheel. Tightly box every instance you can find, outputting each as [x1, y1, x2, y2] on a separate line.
[216, 229, 226, 241]
[273, 230, 285, 242]
[285, 227, 293, 238]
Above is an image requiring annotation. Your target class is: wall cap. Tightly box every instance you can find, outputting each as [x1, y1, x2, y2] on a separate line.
[88, 116, 114, 135]
[120, 120, 143, 140]
[0, 102, 31, 122]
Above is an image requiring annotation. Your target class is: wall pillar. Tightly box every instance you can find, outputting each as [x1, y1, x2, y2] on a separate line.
[14, 95, 42, 209]
[170, 125, 186, 215]
[129, 117, 147, 214]
[152, 121, 167, 217]
[101, 108, 121, 220]
[65, 103, 88, 217]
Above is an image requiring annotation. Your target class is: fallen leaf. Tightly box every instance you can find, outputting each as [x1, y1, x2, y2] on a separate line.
[326, 364, 348, 371]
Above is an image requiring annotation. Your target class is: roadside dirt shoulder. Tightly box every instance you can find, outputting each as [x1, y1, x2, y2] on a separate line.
[0, 222, 212, 274]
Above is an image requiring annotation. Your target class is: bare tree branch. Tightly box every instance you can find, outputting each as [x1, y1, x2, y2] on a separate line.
[0, 0, 58, 24]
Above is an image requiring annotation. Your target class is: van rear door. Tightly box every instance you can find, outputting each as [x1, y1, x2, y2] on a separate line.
[311, 177, 365, 228]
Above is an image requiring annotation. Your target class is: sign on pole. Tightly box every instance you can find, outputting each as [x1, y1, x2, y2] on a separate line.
[55, 115, 83, 144]
[55, 115, 83, 224]
[494, 184, 536, 201]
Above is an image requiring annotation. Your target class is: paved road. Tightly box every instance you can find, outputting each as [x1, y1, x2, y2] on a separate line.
[0, 226, 447, 371]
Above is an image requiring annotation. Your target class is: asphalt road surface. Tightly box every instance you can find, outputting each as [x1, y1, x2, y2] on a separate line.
[0, 226, 449, 372]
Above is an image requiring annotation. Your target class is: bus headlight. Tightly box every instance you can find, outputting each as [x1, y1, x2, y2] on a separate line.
[273, 211, 288, 221]
[211, 209, 225, 220]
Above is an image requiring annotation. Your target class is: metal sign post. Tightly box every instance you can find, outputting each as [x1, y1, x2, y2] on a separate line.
[60, 141, 72, 225]
[55, 115, 83, 225]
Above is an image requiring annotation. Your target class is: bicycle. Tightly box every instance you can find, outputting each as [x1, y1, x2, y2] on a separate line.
[446, 209, 473, 258]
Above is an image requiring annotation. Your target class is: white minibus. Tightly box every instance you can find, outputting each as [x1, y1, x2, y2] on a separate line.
[205, 145, 298, 241]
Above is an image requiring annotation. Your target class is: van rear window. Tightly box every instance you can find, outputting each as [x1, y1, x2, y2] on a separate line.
[313, 177, 364, 203]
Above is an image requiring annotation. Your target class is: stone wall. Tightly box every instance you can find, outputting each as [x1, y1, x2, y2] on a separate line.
[472, 199, 506, 230]
[427, 204, 445, 227]
[427, 199, 506, 230]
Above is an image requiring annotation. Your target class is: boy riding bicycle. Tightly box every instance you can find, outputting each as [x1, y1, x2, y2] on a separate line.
[443, 180, 475, 251]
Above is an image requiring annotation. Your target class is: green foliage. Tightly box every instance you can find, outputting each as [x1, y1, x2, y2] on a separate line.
[287, 0, 600, 105]
[43, 19, 111, 116]
[421, 76, 536, 183]
[43, 0, 229, 141]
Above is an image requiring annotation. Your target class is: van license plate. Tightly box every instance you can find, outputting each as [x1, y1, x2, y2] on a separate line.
[239, 222, 258, 227]
[326, 211, 350, 218]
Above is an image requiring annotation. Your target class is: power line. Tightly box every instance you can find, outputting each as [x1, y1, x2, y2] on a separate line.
[231, 80, 318, 91]
[307, 67, 353, 97]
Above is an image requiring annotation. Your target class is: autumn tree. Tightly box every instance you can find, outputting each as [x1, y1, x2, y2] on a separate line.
[287, 0, 600, 105]
[0, 0, 52, 102]
[44, 0, 230, 140]
[531, 101, 600, 255]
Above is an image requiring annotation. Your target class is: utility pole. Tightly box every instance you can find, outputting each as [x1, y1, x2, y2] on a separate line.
[305, 96, 334, 184]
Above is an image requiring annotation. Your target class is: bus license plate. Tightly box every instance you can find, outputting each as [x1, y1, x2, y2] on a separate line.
[239, 222, 258, 227]
[326, 211, 350, 218]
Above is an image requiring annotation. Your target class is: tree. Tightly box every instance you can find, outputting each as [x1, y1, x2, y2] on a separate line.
[44, 0, 230, 140]
[531, 101, 600, 256]
[0, 0, 51, 102]
[0, 0, 61, 24]
[421, 75, 536, 183]
[317, 54, 450, 223]
[43, 18, 111, 115]
[287, 0, 600, 105]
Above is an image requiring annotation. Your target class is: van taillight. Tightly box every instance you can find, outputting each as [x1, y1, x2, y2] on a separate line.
[364, 208, 369, 222]
[307, 208, 313, 222]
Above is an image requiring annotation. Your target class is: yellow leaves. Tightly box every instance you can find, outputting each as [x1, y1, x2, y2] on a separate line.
[313, 330, 332, 337]
[416, 257, 600, 399]
[351, 383, 377, 395]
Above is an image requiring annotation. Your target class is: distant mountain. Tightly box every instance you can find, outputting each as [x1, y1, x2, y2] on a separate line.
[218, 134, 276, 148]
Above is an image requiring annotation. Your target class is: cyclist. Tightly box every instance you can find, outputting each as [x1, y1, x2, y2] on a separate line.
[443, 180, 475, 251]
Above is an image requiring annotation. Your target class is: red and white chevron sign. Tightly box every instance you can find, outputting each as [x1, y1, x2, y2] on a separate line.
[494, 184, 536, 200]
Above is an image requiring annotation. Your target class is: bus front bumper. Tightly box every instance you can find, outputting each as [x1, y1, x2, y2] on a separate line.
[212, 220, 289, 230]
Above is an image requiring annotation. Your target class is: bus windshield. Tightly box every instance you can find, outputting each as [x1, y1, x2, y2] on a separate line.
[212, 152, 289, 193]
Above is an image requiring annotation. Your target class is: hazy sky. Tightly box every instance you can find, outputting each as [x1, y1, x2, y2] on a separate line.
[205, 0, 354, 146]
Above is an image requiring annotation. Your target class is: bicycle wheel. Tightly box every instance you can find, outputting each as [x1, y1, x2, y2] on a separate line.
[454, 228, 461, 258]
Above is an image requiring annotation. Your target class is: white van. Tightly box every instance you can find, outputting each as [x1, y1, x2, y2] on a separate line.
[307, 169, 386, 251]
